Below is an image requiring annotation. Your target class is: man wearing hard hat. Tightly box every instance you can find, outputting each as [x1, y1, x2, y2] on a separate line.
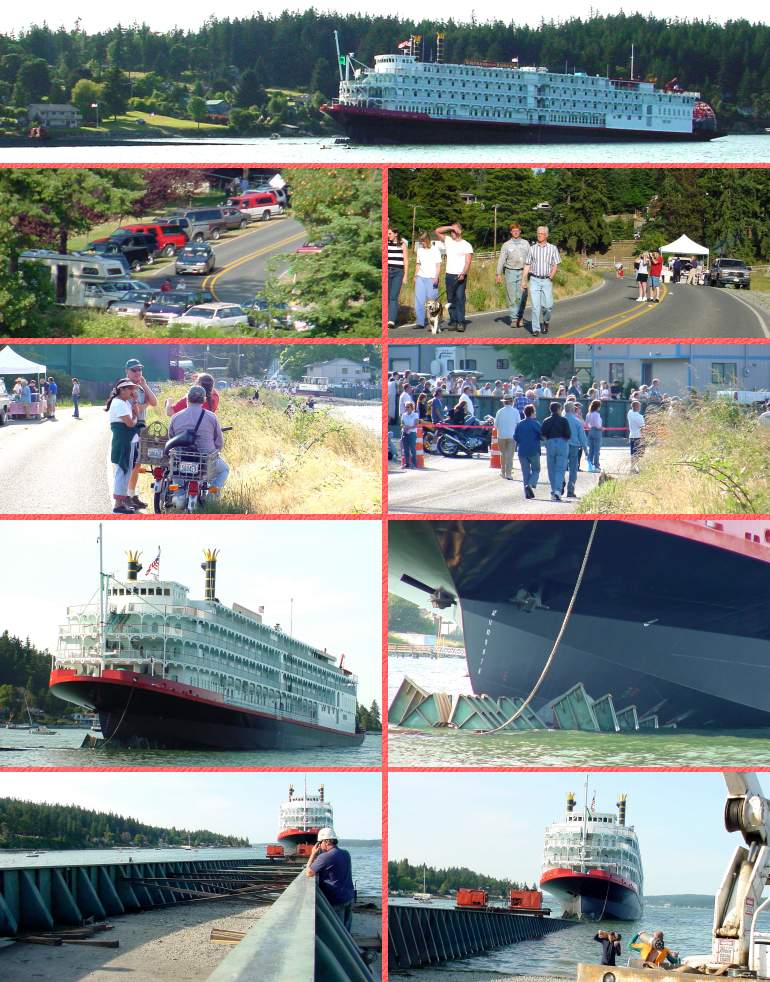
[305, 826, 356, 931]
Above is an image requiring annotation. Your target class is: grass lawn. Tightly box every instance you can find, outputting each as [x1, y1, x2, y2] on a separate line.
[86, 111, 227, 136]
[141, 386, 381, 514]
[751, 270, 770, 293]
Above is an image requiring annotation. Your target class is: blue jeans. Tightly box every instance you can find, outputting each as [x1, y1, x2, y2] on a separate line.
[519, 452, 540, 489]
[504, 268, 524, 318]
[545, 438, 569, 495]
[72, 396, 80, 418]
[529, 277, 554, 334]
[401, 430, 417, 467]
[587, 429, 602, 469]
[388, 266, 404, 323]
[414, 276, 439, 327]
[445, 273, 467, 324]
[331, 902, 353, 933]
[567, 445, 582, 494]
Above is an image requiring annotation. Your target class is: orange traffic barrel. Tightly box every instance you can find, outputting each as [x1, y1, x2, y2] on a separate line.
[416, 426, 425, 468]
[489, 426, 501, 469]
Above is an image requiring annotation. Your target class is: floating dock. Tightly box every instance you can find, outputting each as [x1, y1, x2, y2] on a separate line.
[388, 902, 575, 970]
[0, 852, 374, 980]
[390, 676, 674, 733]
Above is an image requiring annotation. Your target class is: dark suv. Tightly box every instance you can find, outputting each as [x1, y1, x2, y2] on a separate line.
[159, 208, 229, 242]
[86, 233, 157, 271]
[709, 258, 751, 289]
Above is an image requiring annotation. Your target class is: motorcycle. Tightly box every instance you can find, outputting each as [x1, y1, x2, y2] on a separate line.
[144, 423, 232, 513]
[435, 414, 495, 458]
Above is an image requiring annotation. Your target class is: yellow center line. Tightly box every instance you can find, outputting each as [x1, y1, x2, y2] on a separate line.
[557, 283, 669, 339]
[202, 231, 307, 299]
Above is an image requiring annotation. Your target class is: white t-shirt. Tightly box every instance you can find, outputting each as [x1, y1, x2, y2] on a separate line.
[415, 243, 444, 279]
[494, 405, 522, 439]
[458, 392, 474, 417]
[108, 397, 134, 424]
[399, 390, 414, 417]
[444, 236, 474, 276]
[627, 410, 646, 439]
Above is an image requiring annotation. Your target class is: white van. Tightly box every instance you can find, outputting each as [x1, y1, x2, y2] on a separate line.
[20, 250, 128, 307]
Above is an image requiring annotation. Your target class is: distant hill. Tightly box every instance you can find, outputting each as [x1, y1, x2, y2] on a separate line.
[645, 894, 712, 908]
[0, 797, 249, 850]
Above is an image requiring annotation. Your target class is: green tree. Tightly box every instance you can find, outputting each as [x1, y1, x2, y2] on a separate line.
[388, 594, 436, 634]
[549, 170, 611, 255]
[234, 68, 266, 108]
[12, 58, 51, 104]
[188, 95, 208, 128]
[101, 65, 130, 118]
[71, 78, 104, 117]
[502, 344, 574, 381]
[267, 169, 381, 337]
[309, 56, 334, 98]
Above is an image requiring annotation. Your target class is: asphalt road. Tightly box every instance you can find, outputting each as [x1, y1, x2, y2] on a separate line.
[143, 217, 308, 304]
[390, 275, 770, 339]
[388, 445, 632, 514]
[0, 407, 113, 514]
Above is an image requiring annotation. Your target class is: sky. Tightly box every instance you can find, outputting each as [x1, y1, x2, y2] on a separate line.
[0, 519, 381, 706]
[389, 771, 752, 895]
[0, 771, 381, 840]
[0, 2, 768, 34]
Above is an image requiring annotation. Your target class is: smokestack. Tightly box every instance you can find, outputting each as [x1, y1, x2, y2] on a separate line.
[288, 785, 294, 799]
[436, 32, 445, 64]
[201, 548, 219, 602]
[414, 34, 423, 62]
[126, 550, 143, 581]
[319, 785, 324, 802]
[566, 791, 576, 813]
[617, 794, 627, 826]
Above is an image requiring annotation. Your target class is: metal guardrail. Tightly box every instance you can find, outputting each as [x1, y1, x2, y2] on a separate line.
[0, 856, 284, 936]
[388, 903, 574, 970]
[208, 872, 373, 982]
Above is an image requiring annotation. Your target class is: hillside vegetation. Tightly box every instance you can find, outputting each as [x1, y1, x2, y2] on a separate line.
[389, 858, 537, 898]
[0, 797, 248, 850]
[142, 387, 381, 514]
[578, 400, 770, 514]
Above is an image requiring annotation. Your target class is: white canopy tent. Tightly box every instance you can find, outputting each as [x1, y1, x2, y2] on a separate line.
[660, 234, 710, 265]
[0, 345, 46, 377]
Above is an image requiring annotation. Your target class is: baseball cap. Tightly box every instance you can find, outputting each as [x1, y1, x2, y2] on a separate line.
[125, 358, 143, 371]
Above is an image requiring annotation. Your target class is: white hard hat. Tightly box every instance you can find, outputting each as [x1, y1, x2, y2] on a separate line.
[317, 827, 337, 842]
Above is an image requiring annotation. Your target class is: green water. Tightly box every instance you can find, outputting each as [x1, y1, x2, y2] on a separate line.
[388, 727, 770, 768]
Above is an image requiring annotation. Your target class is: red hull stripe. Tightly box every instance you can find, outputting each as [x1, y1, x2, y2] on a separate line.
[621, 519, 770, 563]
[277, 828, 320, 840]
[540, 867, 639, 895]
[49, 669, 353, 739]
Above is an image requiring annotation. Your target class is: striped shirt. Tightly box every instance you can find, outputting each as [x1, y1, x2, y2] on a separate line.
[388, 238, 407, 268]
[525, 241, 561, 277]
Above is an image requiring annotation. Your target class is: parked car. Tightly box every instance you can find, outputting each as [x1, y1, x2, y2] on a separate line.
[117, 223, 189, 257]
[158, 208, 229, 242]
[251, 294, 292, 329]
[81, 281, 147, 309]
[144, 299, 193, 327]
[295, 235, 332, 254]
[106, 291, 155, 317]
[708, 258, 751, 289]
[86, 233, 156, 271]
[251, 185, 289, 208]
[174, 302, 251, 328]
[170, 286, 215, 305]
[0, 379, 9, 425]
[225, 191, 283, 221]
[220, 207, 251, 231]
[175, 243, 216, 275]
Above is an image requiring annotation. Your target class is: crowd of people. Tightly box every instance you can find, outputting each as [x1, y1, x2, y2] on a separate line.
[10, 376, 59, 419]
[388, 370, 688, 500]
[105, 357, 228, 515]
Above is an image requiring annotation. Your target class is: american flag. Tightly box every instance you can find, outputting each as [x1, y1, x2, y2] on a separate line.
[590, 794, 596, 813]
[145, 549, 161, 579]
[397, 40, 411, 50]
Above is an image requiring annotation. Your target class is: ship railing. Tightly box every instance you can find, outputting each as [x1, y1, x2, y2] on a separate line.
[207, 871, 372, 982]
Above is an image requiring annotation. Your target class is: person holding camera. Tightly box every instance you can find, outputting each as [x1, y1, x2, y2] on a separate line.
[594, 930, 622, 966]
[305, 827, 355, 932]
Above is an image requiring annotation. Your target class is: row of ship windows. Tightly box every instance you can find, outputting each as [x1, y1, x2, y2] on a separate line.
[375, 75, 683, 101]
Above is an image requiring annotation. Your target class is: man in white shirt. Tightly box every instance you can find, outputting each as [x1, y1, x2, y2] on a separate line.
[387, 374, 398, 424]
[435, 222, 474, 331]
[627, 400, 646, 462]
[521, 226, 561, 336]
[399, 383, 414, 419]
[457, 385, 475, 419]
[494, 395, 522, 480]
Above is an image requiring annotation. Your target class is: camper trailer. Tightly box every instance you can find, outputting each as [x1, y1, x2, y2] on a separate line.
[20, 250, 128, 307]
